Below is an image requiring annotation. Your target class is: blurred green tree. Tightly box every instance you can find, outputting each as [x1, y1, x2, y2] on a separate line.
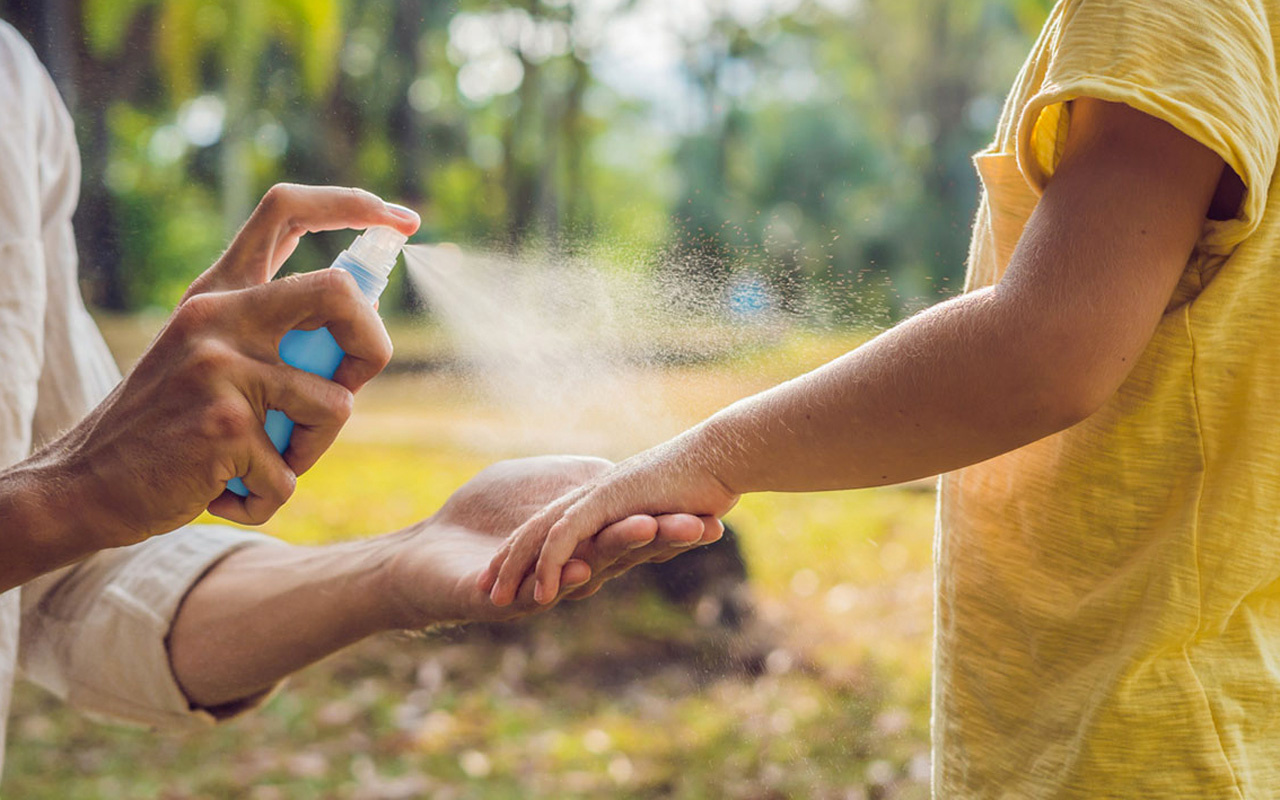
[83, 0, 343, 231]
[0, 0, 1057, 316]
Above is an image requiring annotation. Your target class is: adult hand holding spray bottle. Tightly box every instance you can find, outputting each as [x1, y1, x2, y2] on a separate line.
[227, 225, 409, 497]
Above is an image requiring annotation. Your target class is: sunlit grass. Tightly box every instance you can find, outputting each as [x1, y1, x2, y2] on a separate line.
[9, 325, 935, 799]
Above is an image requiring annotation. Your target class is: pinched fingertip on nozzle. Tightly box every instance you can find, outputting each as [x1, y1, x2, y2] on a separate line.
[348, 225, 409, 278]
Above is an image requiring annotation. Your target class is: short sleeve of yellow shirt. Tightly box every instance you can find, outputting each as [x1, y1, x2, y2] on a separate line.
[936, 1, 1280, 797]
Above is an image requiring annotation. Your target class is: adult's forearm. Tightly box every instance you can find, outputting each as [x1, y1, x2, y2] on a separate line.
[0, 453, 100, 593]
[167, 536, 403, 710]
[693, 286, 1091, 495]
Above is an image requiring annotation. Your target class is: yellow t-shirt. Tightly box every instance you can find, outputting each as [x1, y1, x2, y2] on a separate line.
[936, 1, 1280, 796]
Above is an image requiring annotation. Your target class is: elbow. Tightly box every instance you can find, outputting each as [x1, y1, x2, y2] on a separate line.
[993, 298, 1130, 435]
[1025, 365, 1119, 435]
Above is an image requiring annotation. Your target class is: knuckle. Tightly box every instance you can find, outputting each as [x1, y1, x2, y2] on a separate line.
[275, 270, 310, 293]
[316, 267, 362, 306]
[333, 267, 363, 301]
[244, 469, 294, 523]
[259, 183, 294, 215]
[201, 398, 251, 441]
[258, 471, 295, 510]
[258, 183, 308, 237]
[276, 469, 298, 503]
[247, 504, 277, 526]
[180, 273, 214, 303]
[172, 292, 218, 334]
[186, 338, 238, 374]
[326, 384, 355, 424]
[343, 185, 381, 211]
[371, 328, 394, 370]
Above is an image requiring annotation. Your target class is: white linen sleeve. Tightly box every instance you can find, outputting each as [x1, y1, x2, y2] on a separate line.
[16, 526, 286, 730]
[0, 23, 51, 470]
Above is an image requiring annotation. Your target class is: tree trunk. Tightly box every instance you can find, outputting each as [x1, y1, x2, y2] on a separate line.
[559, 55, 592, 240]
[388, 1, 429, 311]
[502, 51, 541, 251]
[219, 0, 260, 237]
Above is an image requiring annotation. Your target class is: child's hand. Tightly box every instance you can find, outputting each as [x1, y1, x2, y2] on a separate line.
[478, 437, 740, 606]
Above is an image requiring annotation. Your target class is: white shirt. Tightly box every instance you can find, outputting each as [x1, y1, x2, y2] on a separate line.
[0, 22, 273, 778]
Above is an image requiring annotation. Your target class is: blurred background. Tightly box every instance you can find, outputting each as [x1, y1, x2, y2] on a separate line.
[1, 1, 1053, 798]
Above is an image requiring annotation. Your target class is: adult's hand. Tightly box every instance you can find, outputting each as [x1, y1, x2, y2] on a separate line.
[382, 456, 724, 628]
[45, 185, 418, 548]
[168, 455, 722, 708]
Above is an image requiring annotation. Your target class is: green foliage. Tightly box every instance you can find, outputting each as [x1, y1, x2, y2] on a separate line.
[99, 103, 226, 308]
[85, 0, 342, 101]
[271, 0, 343, 96]
[63, 1, 1054, 316]
[82, 0, 154, 55]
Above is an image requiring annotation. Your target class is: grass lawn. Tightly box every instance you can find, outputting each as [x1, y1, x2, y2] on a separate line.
[5, 318, 936, 799]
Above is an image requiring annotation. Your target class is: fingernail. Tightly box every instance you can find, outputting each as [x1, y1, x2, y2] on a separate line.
[627, 539, 649, 550]
[384, 202, 420, 222]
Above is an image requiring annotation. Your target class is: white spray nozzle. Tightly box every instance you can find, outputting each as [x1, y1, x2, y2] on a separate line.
[348, 225, 409, 278]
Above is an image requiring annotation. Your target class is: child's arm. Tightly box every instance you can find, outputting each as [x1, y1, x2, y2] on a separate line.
[484, 98, 1233, 606]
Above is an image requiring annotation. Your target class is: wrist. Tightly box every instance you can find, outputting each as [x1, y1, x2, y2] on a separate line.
[377, 523, 481, 632]
[362, 529, 427, 632]
[0, 454, 98, 590]
[336, 534, 413, 634]
[25, 404, 143, 552]
[682, 416, 743, 498]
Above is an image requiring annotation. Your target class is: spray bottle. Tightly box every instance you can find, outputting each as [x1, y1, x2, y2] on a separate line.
[227, 226, 408, 497]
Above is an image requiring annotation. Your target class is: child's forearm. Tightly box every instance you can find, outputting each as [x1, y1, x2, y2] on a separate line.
[494, 281, 1102, 606]
[497, 269, 1163, 606]
[689, 284, 1103, 495]
[684, 99, 1226, 498]
[486, 97, 1228, 606]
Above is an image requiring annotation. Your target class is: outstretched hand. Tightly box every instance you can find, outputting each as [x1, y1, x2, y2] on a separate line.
[478, 435, 740, 607]
[383, 455, 725, 627]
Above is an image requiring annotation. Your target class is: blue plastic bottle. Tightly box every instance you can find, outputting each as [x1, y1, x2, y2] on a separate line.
[227, 226, 408, 497]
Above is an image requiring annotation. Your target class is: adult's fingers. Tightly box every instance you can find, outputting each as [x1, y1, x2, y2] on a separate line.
[699, 516, 725, 544]
[236, 269, 394, 391]
[562, 514, 718, 601]
[560, 514, 670, 594]
[654, 514, 723, 553]
[190, 185, 420, 296]
[654, 513, 706, 546]
[573, 514, 702, 589]
[586, 514, 659, 559]
[250, 362, 355, 475]
[643, 516, 724, 564]
[558, 513, 711, 578]
[206, 427, 296, 525]
[560, 560, 592, 597]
